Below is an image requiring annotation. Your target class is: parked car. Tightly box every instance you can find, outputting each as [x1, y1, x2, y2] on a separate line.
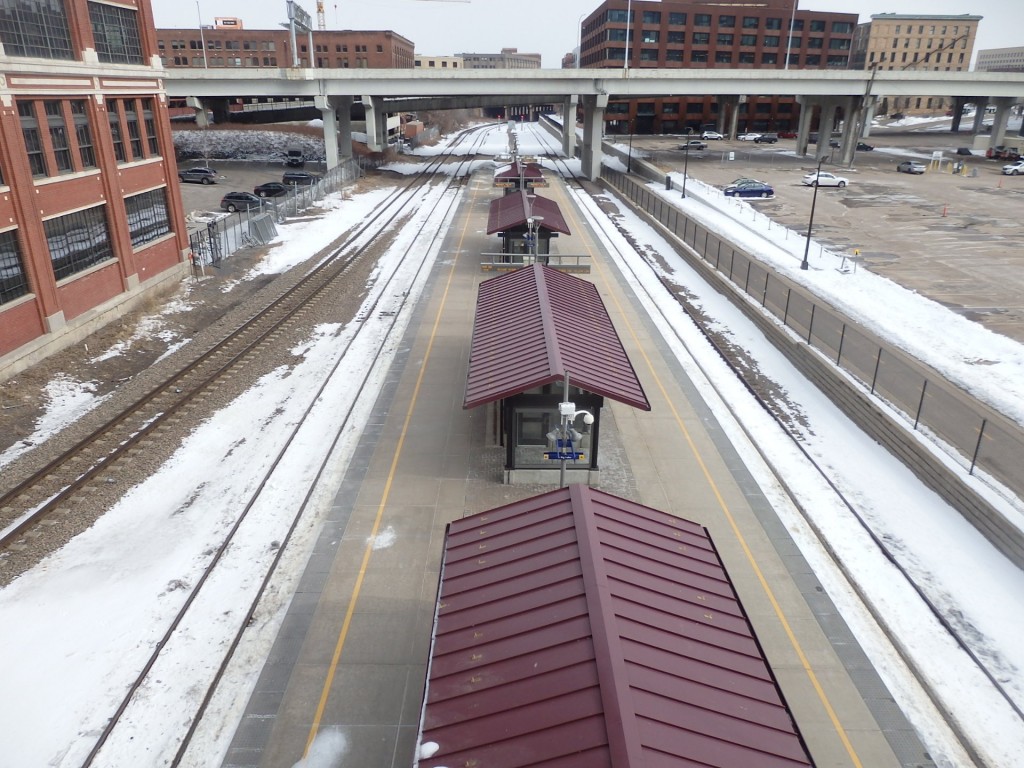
[896, 160, 926, 174]
[856, 142, 874, 151]
[1002, 160, 1024, 175]
[678, 139, 707, 151]
[724, 180, 775, 198]
[737, 133, 761, 141]
[828, 139, 841, 149]
[701, 130, 724, 140]
[778, 130, 797, 139]
[179, 166, 219, 185]
[889, 112, 906, 120]
[254, 181, 290, 198]
[282, 171, 320, 186]
[729, 177, 764, 187]
[220, 191, 262, 212]
[753, 133, 779, 144]
[802, 170, 849, 187]
[955, 147, 974, 156]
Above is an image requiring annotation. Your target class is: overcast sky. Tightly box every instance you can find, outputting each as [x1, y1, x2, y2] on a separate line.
[154, 0, 1018, 67]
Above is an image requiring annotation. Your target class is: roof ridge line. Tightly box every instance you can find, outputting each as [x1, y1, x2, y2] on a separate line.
[533, 264, 565, 377]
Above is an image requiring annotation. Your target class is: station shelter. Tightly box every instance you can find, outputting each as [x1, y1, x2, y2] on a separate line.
[485, 190, 570, 264]
[414, 484, 815, 768]
[463, 264, 649, 485]
[493, 160, 547, 195]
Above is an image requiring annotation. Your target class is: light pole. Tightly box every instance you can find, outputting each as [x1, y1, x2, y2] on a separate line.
[801, 157, 824, 270]
[627, 118, 634, 173]
[554, 372, 594, 488]
[577, 12, 587, 68]
[682, 128, 691, 198]
[625, 0, 632, 72]
[784, 0, 797, 71]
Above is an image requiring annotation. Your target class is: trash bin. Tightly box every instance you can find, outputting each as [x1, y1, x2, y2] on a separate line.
[665, 175, 672, 190]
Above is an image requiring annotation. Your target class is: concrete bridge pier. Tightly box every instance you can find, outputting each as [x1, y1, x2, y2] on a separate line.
[362, 95, 387, 153]
[580, 93, 608, 181]
[858, 95, 879, 138]
[562, 95, 578, 158]
[988, 97, 1017, 147]
[838, 96, 859, 165]
[795, 95, 816, 156]
[950, 96, 971, 132]
[815, 97, 841, 163]
[717, 95, 741, 138]
[971, 98, 989, 134]
[315, 95, 352, 169]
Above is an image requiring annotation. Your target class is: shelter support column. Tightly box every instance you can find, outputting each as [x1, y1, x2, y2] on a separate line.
[562, 95, 578, 158]
[362, 95, 386, 153]
[581, 93, 608, 182]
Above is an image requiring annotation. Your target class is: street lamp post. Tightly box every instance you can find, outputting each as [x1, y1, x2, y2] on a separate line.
[801, 157, 824, 270]
[682, 129, 691, 198]
[625, 0, 632, 72]
[627, 118, 634, 173]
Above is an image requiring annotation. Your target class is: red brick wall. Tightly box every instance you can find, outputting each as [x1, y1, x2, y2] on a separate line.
[0, 300, 46, 358]
[56, 262, 124, 322]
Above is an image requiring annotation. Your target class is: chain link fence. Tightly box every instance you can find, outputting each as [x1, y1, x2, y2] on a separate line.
[603, 166, 1024, 505]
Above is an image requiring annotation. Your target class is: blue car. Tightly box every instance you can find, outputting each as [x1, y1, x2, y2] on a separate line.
[724, 180, 774, 198]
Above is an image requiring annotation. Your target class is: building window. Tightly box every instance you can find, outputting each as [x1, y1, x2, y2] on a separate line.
[0, 228, 30, 305]
[18, 101, 47, 177]
[715, 51, 732, 64]
[641, 30, 658, 44]
[742, 16, 759, 29]
[692, 32, 709, 45]
[44, 205, 113, 280]
[694, 14, 710, 27]
[691, 50, 708, 63]
[107, 100, 126, 163]
[738, 52, 755, 64]
[44, 101, 73, 173]
[810, 20, 825, 32]
[88, 1, 143, 64]
[827, 55, 848, 67]
[640, 48, 658, 61]
[123, 99, 143, 159]
[666, 49, 683, 62]
[607, 9, 628, 23]
[376, 44, 382, 52]
[832, 21, 853, 34]
[808, 37, 823, 49]
[764, 36, 780, 48]
[740, 34, 756, 46]
[804, 54, 821, 66]
[606, 47, 625, 61]
[124, 188, 170, 248]
[667, 31, 684, 44]
[668, 12, 685, 25]
[765, 17, 782, 30]
[608, 28, 627, 42]
[717, 33, 733, 45]
[762, 52, 778, 64]
[719, 15, 735, 27]
[0, 0, 73, 59]
[642, 11, 660, 24]
[141, 99, 159, 156]
[829, 38, 851, 50]
[790, 19, 804, 31]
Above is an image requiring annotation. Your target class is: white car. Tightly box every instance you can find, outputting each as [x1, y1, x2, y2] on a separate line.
[701, 130, 724, 140]
[737, 133, 761, 141]
[1002, 160, 1024, 175]
[802, 170, 849, 188]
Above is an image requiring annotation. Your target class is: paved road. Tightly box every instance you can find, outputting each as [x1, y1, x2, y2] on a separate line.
[636, 125, 1024, 342]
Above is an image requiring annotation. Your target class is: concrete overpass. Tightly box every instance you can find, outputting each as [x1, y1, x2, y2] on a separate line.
[164, 68, 1024, 179]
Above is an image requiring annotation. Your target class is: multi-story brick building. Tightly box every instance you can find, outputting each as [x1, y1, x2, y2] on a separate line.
[578, 0, 857, 134]
[458, 48, 542, 70]
[850, 14, 981, 115]
[0, 0, 189, 372]
[155, 27, 414, 69]
[414, 55, 464, 70]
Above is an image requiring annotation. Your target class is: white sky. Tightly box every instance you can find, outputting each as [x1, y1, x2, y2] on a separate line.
[1, 122, 1023, 766]
[152, 0, 1018, 67]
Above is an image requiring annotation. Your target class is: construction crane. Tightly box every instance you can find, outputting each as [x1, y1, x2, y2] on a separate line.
[317, 0, 325, 29]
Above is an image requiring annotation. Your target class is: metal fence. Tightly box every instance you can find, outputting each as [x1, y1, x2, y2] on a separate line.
[603, 166, 1024, 504]
[187, 158, 361, 268]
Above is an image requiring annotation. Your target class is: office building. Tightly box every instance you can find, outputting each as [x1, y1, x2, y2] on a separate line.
[976, 46, 1024, 73]
[851, 14, 981, 115]
[0, 0, 189, 370]
[578, 0, 857, 134]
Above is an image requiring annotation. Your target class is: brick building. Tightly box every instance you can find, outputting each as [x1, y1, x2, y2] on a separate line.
[155, 27, 414, 69]
[457, 48, 542, 69]
[578, 0, 857, 134]
[850, 14, 981, 115]
[976, 46, 1024, 73]
[0, 0, 189, 372]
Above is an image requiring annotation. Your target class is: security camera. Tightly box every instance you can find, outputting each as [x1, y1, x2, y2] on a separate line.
[582, 412, 595, 425]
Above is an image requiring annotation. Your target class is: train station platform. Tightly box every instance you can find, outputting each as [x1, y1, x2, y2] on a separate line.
[220, 170, 933, 768]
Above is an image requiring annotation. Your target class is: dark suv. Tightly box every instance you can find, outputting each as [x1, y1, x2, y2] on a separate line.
[282, 171, 319, 186]
[220, 192, 261, 212]
[179, 166, 218, 185]
[753, 133, 778, 144]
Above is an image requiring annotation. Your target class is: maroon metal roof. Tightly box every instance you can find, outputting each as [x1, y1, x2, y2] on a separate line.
[416, 486, 815, 768]
[463, 264, 650, 410]
[494, 161, 545, 182]
[486, 190, 571, 235]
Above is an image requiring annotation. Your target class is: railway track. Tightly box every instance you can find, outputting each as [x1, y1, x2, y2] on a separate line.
[523, 121, 1019, 766]
[0, 124, 495, 766]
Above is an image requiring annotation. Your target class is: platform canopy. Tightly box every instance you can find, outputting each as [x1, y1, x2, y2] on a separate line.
[493, 160, 545, 184]
[463, 264, 649, 410]
[415, 485, 815, 768]
[486, 190, 570, 235]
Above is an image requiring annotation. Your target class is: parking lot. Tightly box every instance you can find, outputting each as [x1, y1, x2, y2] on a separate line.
[177, 159, 326, 217]
[635, 127, 1024, 342]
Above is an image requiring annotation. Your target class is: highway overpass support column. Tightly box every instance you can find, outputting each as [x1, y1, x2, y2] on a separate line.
[315, 95, 350, 169]
[971, 99, 989, 134]
[816, 97, 840, 163]
[185, 96, 210, 128]
[719, 95, 740, 139]
[950, 97, 970, 133]
[581, 93, 608, 181]
[362, 95, 386, 153]
[795, 95, 816, 156]
[989, 97, 1016, 147]
[838, 96, 859, 166]
[562, 95, 578, 157]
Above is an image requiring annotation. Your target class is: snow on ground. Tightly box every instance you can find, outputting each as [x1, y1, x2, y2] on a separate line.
[2, 122, 1023, 767]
